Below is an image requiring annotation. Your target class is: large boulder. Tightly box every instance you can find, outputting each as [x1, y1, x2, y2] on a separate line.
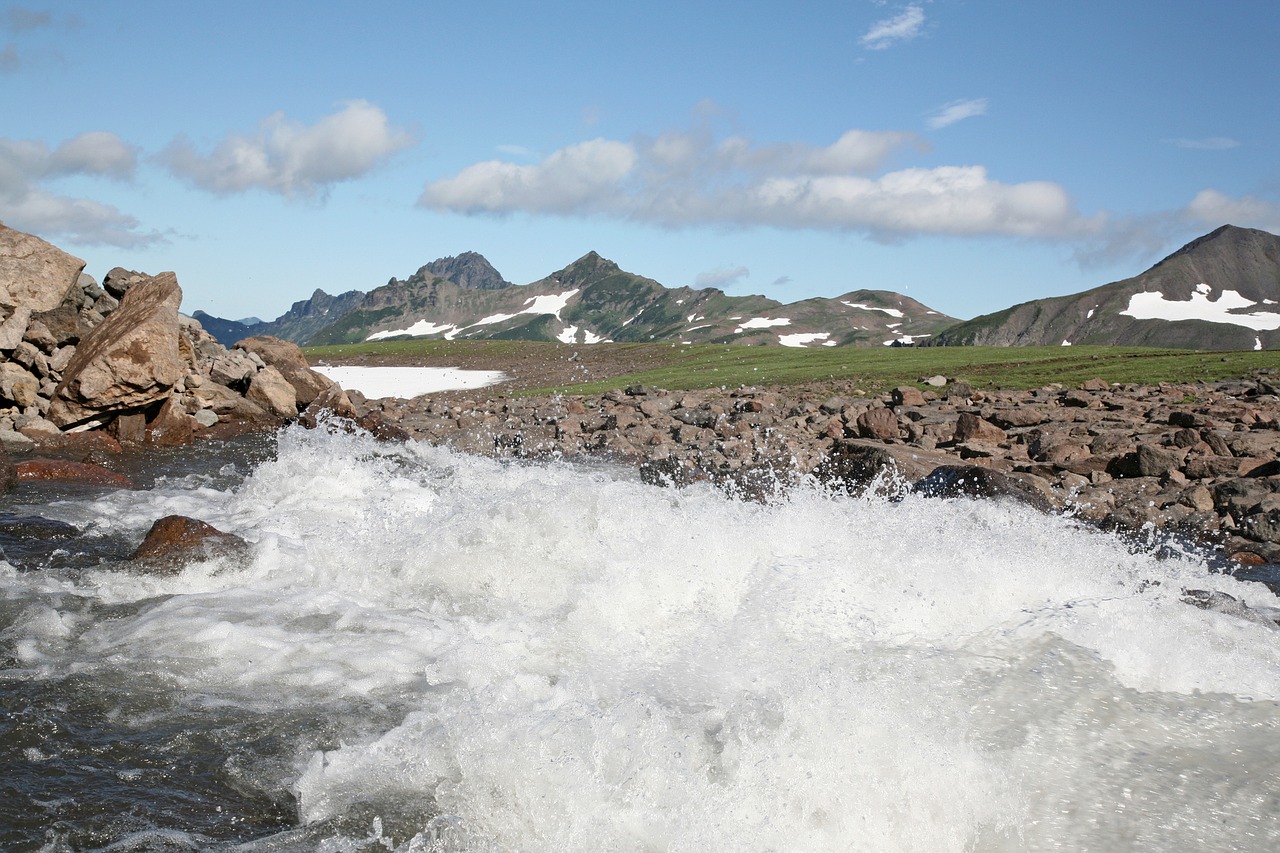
[234, 335, 334, 408]
[48, 273, 184, 428]
[0, 225, 86, 312]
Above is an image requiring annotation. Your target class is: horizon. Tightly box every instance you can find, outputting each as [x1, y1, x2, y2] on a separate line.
[2, 1, 1277, 322]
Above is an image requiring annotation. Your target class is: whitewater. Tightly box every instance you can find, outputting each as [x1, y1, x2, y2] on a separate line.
[2, 424, 1278, 851]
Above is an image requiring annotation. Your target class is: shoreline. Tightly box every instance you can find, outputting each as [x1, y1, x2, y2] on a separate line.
[346, 371, 1280, 572]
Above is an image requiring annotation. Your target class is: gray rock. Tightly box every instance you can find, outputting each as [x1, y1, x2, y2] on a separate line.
[0, 225, 85, 312]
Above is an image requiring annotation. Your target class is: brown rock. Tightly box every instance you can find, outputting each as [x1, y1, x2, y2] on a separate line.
[914, 464, 1055, 513]
[1080, 378, 1110, 392]
[953, 412, 1006, 444]
[235, 335, 336, 409]
[856, 406, 900, 440]
[892, 386, 927, 407]
[0, 225, 86, 312]
[15, 458, 135, 488]
[0, 450, 15, 493]
[299, 382, 358, 428]
[130, 515, 248, 568]
[49, 273, 184, 428]
[245, 365, 298, 419]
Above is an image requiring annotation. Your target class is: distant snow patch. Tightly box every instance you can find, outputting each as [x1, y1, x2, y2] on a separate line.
[882, 334, 929, 346]
[1255, 337, 1263, 351]
[315, 365, 507, 398]
[1062, 340, 1072, 346]
[1086, 308, 1095, 319]
[778, 332, 831, 348]
[476, 288, 580, 327]
[843, 301, 905, 318]
[735, 317, 791, 333]
[1120, 284, 1280, 331]
[366, 320, 460, 341]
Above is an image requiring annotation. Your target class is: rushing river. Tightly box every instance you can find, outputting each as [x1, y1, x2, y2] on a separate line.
[1, 425, 1278, 851]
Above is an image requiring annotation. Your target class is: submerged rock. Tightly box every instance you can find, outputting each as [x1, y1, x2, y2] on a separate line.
[130, 515, 248, 570]
[14, 458, 135, 489]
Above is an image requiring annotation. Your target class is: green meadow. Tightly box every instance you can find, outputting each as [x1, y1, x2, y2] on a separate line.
[304, 340, 1279, 397]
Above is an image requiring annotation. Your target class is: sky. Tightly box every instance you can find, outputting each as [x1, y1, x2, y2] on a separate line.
[2, 1, 1278, 323]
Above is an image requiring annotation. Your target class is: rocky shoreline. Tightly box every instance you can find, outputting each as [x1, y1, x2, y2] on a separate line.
[351, 372, 1280, 568]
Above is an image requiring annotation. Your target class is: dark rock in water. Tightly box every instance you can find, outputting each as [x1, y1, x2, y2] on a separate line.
[914, 464, 1055, 513]
[130, 515, 248, 569]
[0, 450, 14, 493]
[816, 443, 902, 495]
[15, 458, 135, 489]
[1181, 588, 1280, 628]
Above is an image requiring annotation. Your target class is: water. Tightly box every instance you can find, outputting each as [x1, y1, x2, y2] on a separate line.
[1, 425, 1278, 851]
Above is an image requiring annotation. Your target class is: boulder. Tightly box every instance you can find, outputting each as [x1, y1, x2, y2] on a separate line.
[914, 464, 1055, 513]
[0, 225, 85, 312]
[49, 272, 184, 428]
[14, 458, 135, 489]
[234, 335, 335, 409]
[130, 515, 248, 569]
[245, 365, 298, 419]
[954, 412, 1006, 444]
[856, 406, 899, 440]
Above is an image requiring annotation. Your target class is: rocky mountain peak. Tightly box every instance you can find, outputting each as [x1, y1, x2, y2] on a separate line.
[421, 251, 511, 290]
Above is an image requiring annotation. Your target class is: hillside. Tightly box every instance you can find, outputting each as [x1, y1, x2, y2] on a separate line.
[933, 225, 1280, 350]
[263, 251, 957, 348]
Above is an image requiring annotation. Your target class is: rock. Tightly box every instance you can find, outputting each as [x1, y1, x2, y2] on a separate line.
[235, 335, 342, 409]
[130, 515, 248, 569]
[49, 273, 184, 428]
[299, 382, 358, 428]
[856, 406, 899, 440]
[816, 443, 904, 496]
[0, 225, 86, 312]
[1108, 444, 1181, 478]
[953, 412, 1006, 444]
[914, 464, 1055, 513]
[245, 365, 298, 419]
[892, 386, 927, 407]
[193, 409, 220, 428]
[922, 375, 947, 387]
[14, 458, 135, 489]
[208, 349, 259, 388]
[102, 267, 147, 300]
[0, 450, 15, 493]
[145, 396, 202, 446]
[1080, 378, 1110, 392]
[0, 306, 32, 352]
[0, 362, 40, 407]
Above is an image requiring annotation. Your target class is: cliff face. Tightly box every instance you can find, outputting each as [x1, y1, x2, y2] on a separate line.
[935, 225, 1280, 349]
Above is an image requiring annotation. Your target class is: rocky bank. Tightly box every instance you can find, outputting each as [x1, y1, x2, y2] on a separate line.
[352, 373, 1280, 566]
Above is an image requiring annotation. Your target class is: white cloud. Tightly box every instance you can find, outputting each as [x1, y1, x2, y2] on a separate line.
[0, 132, 159, 247]
[1183, 189, 1280, 231]
[1166, 136, 1240, 151]
[927, 98, 989, 129]
[162, 100, 413, 198]
[419, 126, 1094, 241]
[861, 5, 925, 50]
[420, 138, 636, 214]
[695, 265, 749, 288]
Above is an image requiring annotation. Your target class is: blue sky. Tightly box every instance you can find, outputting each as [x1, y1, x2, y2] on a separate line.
[2, 1, 1277, 322]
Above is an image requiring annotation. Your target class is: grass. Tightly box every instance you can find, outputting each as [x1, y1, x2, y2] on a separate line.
[303, 340, 1279, 397]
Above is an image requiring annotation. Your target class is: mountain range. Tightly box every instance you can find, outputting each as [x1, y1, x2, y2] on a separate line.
[196, 225, 1280, 351]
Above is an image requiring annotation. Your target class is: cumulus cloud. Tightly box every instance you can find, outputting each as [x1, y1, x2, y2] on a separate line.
[1183, 188, 1280, 231]
[419, 125, 1096, 241]
[1166, 136, 1240, 151]
[927, 98, 988, 129]
[162, 100, 413, 199]
[0, 132, 160, 247]
[695, 265, 750, 289]
[1073, 188, 1280, 268]
[861, 5, 925, 50]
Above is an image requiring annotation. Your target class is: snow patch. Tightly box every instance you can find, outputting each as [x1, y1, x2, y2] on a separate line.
[882, 334, 929, 346]
[475, 289, 580, 327]
[1086, 308, 1095, 319]
[1062, 340, 1072, 346]
[1255, 337, 1263, 351]
[735, 317, 791, 333]
[314, 365, 507, 399]
[778, 332, 831, 348]
[843, 301, 905, 318]
[1120, 285, 1280, 331]
[366, 320, 460, 341]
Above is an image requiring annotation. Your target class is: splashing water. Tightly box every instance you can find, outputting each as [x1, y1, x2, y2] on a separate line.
[1, 425, 1277, 851]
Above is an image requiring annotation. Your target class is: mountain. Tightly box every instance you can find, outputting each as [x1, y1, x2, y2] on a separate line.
[933, 225, 1280, 350]
[419, 251, 512, 291]
[190, 310, 258, 345]
[301, 251, 957, 347]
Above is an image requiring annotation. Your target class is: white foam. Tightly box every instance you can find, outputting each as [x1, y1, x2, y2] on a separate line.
[7, 428, 1280, 850]
[1120, 285, 1280, 330]
[313, 365, 507, 398]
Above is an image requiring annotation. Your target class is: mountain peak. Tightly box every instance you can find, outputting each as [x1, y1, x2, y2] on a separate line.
[1155, 224, 1277, 268]
[422, 251, 512, 290]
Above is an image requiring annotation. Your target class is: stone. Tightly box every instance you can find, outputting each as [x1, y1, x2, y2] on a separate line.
[0, 306, 32, 352]
[922, 375, 947, 387]
[145, 396, 201, 446]
[49, 273, 185, 428]
[298, 382, 358, 428]
[130, 515, 248, 568]
[102, 267, 147, 300]
[193, 408, 220, 428]
[0, 363, 39, 408]
[0, 449, 15, 493]
[892, 386, 927, 407]
[856, 406, 899, 440]
[0, 225, 86, 312]
[14, 458, 135, 488]
[234, 335, 335, 408]
[914, 464, 1055, 513]
[245, 365, 298, 419]
[208, 349, 259, 388]
[1080, 378, 1110, 392]
[988, 408, 1046, 428]
[953, 412, 1006, 444]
